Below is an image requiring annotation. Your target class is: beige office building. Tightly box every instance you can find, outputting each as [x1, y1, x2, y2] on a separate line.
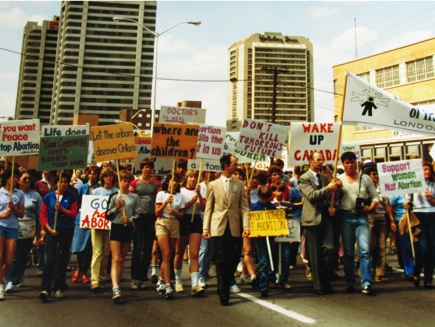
[50, 1, 157, 125]
[15, 18, 60, 124]
[333, 38, 435, 162]
[227, 32, 314, 131]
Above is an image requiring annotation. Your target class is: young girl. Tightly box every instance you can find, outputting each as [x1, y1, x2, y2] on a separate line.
[155, 173, 185, 300]
[106, 170, 139, 303]
[0, 168, 25, 300]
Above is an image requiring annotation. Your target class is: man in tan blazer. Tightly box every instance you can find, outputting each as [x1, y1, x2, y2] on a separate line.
[203, 154, 250, 305]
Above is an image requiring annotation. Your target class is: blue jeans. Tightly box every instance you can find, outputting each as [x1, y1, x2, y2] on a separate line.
[198, 237, 214, 280]
[413, 212, 435, 284]
[255, 237, 274, 292]
[340, 210, 372, 288]
[395, 223, 414, 276]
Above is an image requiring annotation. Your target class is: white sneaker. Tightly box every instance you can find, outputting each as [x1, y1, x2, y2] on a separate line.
[191, 285, 205, 296]
[5, 281, 13, 293]
[156, 278, 165, 293]
[198, 277, 208, 288]
[174, 281, 184, 293]
[55, 290, 63, 299]
[112, 289, 122, 303]
[230, 284, 241, 293]
[0, 288, 4, 301]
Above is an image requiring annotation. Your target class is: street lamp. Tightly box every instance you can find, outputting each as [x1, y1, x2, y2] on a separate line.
[113, 16, 201, 132]
[115, 119, 149, 136]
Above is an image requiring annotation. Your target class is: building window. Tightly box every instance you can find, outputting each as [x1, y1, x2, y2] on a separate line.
[406, 56, 434, 83]
[357, 72, 370, 82]
[376, 65, 399, 88]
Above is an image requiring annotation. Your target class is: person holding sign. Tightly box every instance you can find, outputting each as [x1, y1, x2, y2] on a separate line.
[202, 154, 250, 306]
[336, 151, 379, 295]
[6, 171, 41, 293]
[300, 152, 341, 295]
[405, 162, 435, 288]
[251, 185, 277, 298]
[90, 168, 119, 294]
[71, 165, 101, 284]
[39, 172, 78, 302]
[180, 170, 206, 296]
[0, 168, 25, 301]
[155, 173, 185, 300]
[106, 170, 139, 303]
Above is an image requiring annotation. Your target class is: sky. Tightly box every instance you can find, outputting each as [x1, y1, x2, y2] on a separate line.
[1, 1, 435, 127]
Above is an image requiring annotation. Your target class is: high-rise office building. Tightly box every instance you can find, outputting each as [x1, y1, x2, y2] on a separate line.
[50, 1, 157, 125]
[227, 32, 314, 131]
[15, 18, 60, 124]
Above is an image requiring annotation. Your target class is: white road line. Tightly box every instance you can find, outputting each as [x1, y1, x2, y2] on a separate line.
[237, 292, 316, 324]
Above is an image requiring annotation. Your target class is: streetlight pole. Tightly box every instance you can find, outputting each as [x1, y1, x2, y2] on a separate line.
[113, 17, 201, 133]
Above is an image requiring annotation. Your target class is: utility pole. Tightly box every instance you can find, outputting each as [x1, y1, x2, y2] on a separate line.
[261, 66, 287, 166]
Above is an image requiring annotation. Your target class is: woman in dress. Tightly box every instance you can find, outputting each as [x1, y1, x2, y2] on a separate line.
[6, 171, 41, 292]
[0, 168, 25, 300]
[71, 165, 101, 284]
[39, 172, 78, 301]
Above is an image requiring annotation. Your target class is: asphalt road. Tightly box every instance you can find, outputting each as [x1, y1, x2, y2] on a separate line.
[1, 251, 434, 327]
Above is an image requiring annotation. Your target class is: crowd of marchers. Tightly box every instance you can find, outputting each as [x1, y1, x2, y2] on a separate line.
[0, 151, 433, 304]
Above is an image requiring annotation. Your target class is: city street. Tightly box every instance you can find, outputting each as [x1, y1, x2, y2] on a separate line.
[1, 251, 434, 327]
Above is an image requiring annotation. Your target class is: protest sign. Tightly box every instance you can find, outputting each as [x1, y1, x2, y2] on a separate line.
[225, 132, 268, 164]
[341, 141, 361, 162]
[343, 72, 435, 136]
[377, 159, 425, 196]
[0, 119, 40, 156]
[249, 209, 289, 237]
[38, 136, 88, 171]
[288, 122, 340, 165]
[80, 195, 111, 230]
[188, 158, 222, 172]
[133, 136, 172, 176]
[91, 123, 136, 162]
[151, 123, 199, 160]
[196, 125, 226, 160]
[159, 106, 206, 124]
[38, 125, 89, 171]
[236, 118, 288, 159]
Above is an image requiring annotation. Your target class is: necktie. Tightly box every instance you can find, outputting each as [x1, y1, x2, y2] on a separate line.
[226, 178, 231, 200]
[316, 173, 323, 188]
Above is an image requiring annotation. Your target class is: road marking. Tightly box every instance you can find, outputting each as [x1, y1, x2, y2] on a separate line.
[237, 292, 316, 324]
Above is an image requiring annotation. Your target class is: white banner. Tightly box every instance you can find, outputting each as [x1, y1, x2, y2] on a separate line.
[343, 72, 435, 135]
[159, 106, 206, 124]
[288, 122, 340, 165]
[377, 159, 425, 196]
[80, 195, 111, 230]
[0, 119, 40, 156]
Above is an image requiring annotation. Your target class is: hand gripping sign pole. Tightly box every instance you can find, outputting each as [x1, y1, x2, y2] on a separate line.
[54, 170, 63, 231]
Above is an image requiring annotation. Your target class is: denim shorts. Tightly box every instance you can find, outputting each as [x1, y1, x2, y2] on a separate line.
[0, 226, 19, 239]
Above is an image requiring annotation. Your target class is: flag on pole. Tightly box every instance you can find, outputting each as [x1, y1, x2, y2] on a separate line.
[343, 72, 435, 136]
